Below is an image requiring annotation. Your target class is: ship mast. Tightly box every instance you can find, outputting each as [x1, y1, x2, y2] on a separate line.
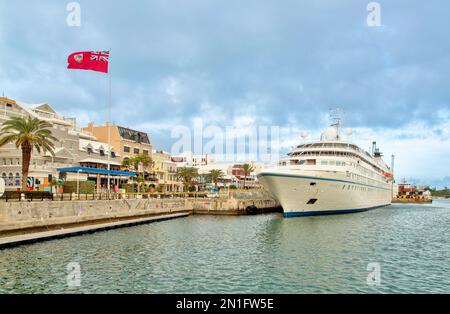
[329, 108, 342, 141]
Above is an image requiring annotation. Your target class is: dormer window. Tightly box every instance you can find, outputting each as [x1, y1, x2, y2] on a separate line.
[87, 147, 93, 154]
[99, 149, 105, 156]
[111, 151, 116, 158]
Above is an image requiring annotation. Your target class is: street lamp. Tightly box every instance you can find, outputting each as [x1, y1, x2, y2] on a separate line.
[77, 169, 82, 197]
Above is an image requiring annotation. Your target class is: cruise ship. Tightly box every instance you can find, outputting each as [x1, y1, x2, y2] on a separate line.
[257, 116, 394, 217]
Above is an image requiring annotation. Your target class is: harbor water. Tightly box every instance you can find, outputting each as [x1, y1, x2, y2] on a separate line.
[1, 200, 449, 293]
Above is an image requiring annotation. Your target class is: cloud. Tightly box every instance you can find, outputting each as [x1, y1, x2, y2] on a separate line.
[1, 0, 449, 184]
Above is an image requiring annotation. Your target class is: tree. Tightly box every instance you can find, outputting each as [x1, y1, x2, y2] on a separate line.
[121, 154, 152, 193]
[136, 153, 152, 179]
[242, 163, 254, 189]
[208, 169, 224, 189]
[176, 167, 198, 192]
[0, 116, 57, 190]
[121, 157, 132, 170]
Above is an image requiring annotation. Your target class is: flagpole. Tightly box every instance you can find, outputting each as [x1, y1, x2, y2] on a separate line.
[107, 48, 111, 193]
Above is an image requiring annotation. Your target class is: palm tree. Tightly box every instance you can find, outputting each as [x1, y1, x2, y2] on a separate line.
[241, 163, 254, 189]
[0, 116, 57, 191]
[208, 169, 224, 189]
[176, 167, 198, 192]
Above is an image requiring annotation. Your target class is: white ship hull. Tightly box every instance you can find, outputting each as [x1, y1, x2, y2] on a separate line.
[257, 168, 392, 217]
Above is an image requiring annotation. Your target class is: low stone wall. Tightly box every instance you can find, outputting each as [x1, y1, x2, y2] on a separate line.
[191, 198, 280, 215]
[0, 199, 192, 234]
[0, 196, 280, 235]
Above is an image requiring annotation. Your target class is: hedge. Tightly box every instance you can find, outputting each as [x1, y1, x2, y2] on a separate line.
[62, 180, 95, 194]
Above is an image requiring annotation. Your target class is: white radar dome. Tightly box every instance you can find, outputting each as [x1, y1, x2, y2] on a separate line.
[321, 127, 339, 141]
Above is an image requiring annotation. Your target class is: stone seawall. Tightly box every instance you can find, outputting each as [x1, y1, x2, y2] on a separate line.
[0, 196, 280, 236]
[0, 199, 192, 235]
[191, 198, 280, 215]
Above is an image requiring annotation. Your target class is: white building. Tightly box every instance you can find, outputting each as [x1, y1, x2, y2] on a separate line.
[170, 151, 214, 167]
[0, 97, 122, 191]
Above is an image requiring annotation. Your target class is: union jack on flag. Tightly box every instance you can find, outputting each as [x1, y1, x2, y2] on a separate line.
[90, 51, 109, 62]
[67, 50, 110, 73]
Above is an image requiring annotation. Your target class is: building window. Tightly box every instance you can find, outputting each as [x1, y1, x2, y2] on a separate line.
[8, 173, 13, 186]
[15, 173, 20, 186]
[87, 147, 93, 154]
[99, 150, 105, 156]
[124, 146, 130, 153]
[143, 150, 149, 155]
[111, 151, 116, 158]
[134, 148, 139, 154]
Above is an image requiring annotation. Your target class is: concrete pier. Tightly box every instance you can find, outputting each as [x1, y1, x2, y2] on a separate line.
[0, 212, 189, 249]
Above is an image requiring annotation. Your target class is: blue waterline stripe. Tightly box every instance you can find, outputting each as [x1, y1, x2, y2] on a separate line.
[258, 173, 392, 191]
[283, 204, 390, 217]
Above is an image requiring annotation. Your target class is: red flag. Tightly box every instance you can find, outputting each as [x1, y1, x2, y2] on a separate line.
[67, 51, 109, 73]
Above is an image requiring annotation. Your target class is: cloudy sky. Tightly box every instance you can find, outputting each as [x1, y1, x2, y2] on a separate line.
[1, 0, 449, 186]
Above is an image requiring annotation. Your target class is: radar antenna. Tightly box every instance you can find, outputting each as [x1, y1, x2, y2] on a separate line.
[329, 107, 343, 140]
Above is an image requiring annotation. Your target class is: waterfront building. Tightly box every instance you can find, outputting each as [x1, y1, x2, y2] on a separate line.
[151, 150, 183, 192]
[0, 97, 80, 191]
[230, 163, 262, 188]
[195, 161, 263, 189]
[83, 123, 152, 161]
[0, 97, 125, 191]
[170, 151, 213, 167]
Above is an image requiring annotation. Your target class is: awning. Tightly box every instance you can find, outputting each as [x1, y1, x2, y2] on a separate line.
[57, 166, 136, 177]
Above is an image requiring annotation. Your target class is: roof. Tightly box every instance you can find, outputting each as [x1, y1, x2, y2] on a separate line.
[57, 167, 136, 177]
[79, 139, 117, 154]
[33, 103, 58, 114]
[44, 147, 75, 159]
[117, 126, 150, 144]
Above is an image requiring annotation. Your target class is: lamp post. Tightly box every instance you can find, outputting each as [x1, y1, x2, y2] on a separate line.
[77, 169, 82, 197]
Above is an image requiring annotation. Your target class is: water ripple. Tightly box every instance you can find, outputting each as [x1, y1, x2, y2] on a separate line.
[1, 200, 450, 293]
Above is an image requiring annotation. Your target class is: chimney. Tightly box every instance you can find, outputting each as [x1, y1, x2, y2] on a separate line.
[372, 141, 377, 157]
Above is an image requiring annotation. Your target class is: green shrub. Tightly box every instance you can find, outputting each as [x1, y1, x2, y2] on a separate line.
[121, 183, 137, 193]
[156, 184, 164, 193]
[62, 181, 95, 194]
[0, 191, 53, 200]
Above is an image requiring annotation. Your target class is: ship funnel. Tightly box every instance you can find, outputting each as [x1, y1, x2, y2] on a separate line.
[391, 154, 395, 174]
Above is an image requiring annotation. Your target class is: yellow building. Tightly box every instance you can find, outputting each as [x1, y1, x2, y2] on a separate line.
[151, 150, 183, 192]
